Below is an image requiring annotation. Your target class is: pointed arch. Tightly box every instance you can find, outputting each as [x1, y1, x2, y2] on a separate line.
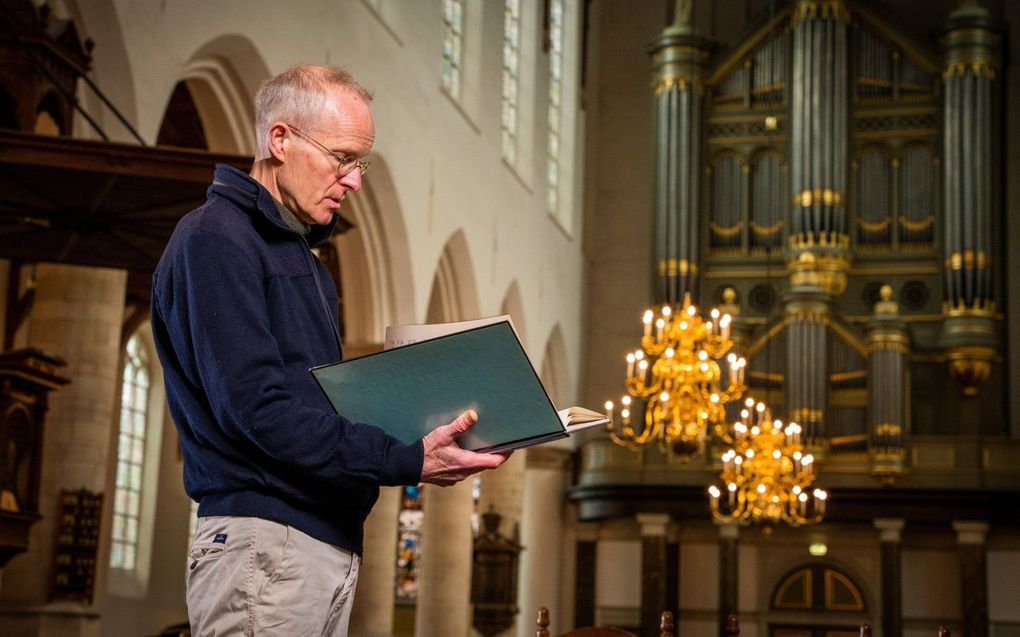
[335, 155, 415, 346]
[539, 324, 570, 407]
[176, 35, 270, 154]
[424, 229, 480, 324]
[499, 280, 527, 348]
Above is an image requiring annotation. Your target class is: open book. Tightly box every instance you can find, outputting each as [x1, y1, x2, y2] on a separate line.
[558, 406, 611, 432]
[310, 315, 611, 453]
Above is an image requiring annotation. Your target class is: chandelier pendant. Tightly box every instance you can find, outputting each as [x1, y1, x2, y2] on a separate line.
[709, 398, 827, 528]
[605, 295, 747, 458]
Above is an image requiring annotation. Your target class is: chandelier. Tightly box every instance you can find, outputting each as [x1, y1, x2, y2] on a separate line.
[604, 295, 747, 457]
[708, 398, 827, 528]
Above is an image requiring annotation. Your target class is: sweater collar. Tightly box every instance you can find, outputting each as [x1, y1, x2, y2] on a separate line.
[208, 163, 337, 246]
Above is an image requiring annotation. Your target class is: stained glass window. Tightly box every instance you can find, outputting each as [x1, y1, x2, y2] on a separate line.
[502, 0, 521, 162]
[470, 475, 482, 536]
[111, 335, 149, 570]
[547, 0, 565, 213]
[441, 0, 464, 97]
[396, 485, 424, 601]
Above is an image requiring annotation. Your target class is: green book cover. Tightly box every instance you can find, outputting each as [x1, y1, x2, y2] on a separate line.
[310, 321, 567, 452]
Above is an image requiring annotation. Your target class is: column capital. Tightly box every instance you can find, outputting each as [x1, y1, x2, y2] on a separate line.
[952, 520, 989, 545]
[874, 518, 905, 542]
[715, 520, 740, 539]
[636, 513, 671, 537]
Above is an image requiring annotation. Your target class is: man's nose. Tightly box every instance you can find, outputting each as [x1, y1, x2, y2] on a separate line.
[339, 169, 362, 192]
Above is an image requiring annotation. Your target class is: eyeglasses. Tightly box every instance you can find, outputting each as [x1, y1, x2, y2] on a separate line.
[286, 124, 371, 177]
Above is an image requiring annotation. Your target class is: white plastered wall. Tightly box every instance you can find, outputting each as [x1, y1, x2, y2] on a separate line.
[65, 0, 584, 395]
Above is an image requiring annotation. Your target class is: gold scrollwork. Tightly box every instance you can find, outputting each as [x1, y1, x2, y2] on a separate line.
[870, 338, 909, 354]
[830, 370, 868, 383]
[789, 407, 824, 424]
[790, 0, 850, 27]
[857, 217, 892, 232]
[710, 221, 744, 238]
[943, 61, 995, 81]
[943, 298, 997, 317]
[654, 76, 704, 95]
[899, 215, 933, 232]
[749, 370, 785, 383]
[947, 346, 996, 397]
[751, 220, 784, 236]
[793, 188, 844, 207]
[658, 257, 700, 277]
[788, 232, 850, 250]
[873, 422, 902, 437]
[945, 250, 989, 271]
[786, 308, 830, 324]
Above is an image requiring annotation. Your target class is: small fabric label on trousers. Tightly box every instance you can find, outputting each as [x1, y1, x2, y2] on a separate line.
[213, 533, 228, 544]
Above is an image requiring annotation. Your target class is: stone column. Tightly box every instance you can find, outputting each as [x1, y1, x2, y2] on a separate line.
[0, 264, 127, 635]
[475, 451, 526, 637]
[717, 522, 739, 637]
[350, 486, 402, 637]
[874, 519, 904, 637]
[573, 523, 598, 629]
[516, 447, 571, 637]
[953, 521, 989, 637]
[414, 480, 475, 637]
[637, 513, 670, 637]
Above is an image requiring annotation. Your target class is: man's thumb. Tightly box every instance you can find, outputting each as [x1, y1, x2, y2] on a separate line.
[450, 409, 478, 433]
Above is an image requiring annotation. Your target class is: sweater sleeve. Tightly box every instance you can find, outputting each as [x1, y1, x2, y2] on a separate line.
[156, 226, 423, 488]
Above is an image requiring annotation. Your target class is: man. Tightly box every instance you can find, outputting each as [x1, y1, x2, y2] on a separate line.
[151, 64, 508, 636]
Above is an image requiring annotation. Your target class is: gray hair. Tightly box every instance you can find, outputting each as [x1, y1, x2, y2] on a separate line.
[253, 64, 373, 160]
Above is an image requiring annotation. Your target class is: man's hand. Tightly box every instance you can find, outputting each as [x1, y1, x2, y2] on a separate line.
[420, 410, 510, 486]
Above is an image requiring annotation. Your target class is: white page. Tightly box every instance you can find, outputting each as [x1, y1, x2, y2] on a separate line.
[384, 315, 519, 350]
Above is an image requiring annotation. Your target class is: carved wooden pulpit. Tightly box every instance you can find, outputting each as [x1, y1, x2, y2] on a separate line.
[0, 348, 68, 567]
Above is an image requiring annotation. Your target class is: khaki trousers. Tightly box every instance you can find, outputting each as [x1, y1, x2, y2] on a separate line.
[187, 516, 360, 636]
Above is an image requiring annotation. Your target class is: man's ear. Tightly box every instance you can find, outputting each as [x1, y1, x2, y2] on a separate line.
[266, 122, 289, 162]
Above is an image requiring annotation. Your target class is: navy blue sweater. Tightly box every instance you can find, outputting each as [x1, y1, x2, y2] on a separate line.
[151, 165, 424, 554]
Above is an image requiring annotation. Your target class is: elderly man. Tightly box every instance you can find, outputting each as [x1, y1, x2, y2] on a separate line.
[151, 64, 507, 636]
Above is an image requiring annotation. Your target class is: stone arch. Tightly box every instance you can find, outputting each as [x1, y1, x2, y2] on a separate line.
[500, 280, 527, 348]
[539, 324, 570, 407]
[177, 35, 270, 154]
[334, 155, 415, 346]
[424, 229, 480, 324]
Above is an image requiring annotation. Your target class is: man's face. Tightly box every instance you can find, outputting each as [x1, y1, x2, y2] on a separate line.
[279, 88, 376, 226]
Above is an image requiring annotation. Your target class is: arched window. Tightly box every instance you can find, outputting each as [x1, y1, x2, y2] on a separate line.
[771, 563, 868, 637]
[111, 335, 150, 570]
[396, 485, 424, 602]
[546, 0, 565, 214]
[501, 0, 522, 163]
[441, 0, 465, 97]
[772, 564, 865, 611]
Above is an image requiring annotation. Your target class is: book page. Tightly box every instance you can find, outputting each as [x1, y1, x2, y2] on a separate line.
[557, 407, 611, 434]
[385, 315, 519, 350]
